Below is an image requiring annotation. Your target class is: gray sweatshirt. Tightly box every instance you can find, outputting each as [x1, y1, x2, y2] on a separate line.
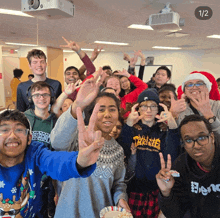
[50, 106, 127, 218]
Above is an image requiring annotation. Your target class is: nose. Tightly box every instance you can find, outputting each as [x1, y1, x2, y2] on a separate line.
[8, 130, 18, 138]
[146, 106, 152, 112]
[104, 109, 111, 117]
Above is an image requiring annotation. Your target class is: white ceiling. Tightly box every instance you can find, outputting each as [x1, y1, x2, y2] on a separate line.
[1, 0, 220, 52]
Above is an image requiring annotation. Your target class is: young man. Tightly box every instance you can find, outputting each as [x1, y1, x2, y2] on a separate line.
[157, 114, 220, 217]
[16, 49, 62, 112]
[147, 66, 171, 91]
[0, 108, 104, 218]
[10, 68, 23, 106]
[118, 88, 180, 217]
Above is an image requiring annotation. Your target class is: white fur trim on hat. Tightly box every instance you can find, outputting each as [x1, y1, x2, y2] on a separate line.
[182, 73, 212, 92]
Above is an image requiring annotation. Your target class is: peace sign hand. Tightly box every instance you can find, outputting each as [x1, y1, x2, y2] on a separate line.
[156, 103, 177, 129]
[60, 36, 81, 52]
[76, 104, 105, 168]
[126, 103, 144, 127]
[156, 153, 175, 197]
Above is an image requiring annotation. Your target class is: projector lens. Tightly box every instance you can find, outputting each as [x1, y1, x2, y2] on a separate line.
[28, 0, 40, 9]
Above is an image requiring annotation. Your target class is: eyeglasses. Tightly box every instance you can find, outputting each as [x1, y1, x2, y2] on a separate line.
[0, 208, 21, 216]
[32, 93, 51, 99]
[0, 127, 29, 136]
[184, 82, 205, 89]
[183, 134, 210, 148]
[139, 105, 158, 111]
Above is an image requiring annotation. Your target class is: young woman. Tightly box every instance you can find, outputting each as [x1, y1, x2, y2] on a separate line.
[50, 77, 130, 218]
[118, 88, 180, 218]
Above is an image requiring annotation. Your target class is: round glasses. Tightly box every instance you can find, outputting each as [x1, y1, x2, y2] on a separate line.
[183, 134, 210, 148]
[184, 82, 205, 90]
[139, 105, 158, 111]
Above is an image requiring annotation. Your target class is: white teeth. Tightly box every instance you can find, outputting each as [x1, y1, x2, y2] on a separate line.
[6, 143, 19, 147]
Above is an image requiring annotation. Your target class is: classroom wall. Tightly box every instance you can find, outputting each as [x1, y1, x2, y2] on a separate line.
[0, 46, 6, 108]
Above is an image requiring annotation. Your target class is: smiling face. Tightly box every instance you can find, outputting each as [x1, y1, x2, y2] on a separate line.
[181, 121, 215, 168]
[61, 98, 73, 112]
[106, 77, 121, 97]
[109, 120, 123, 139]
[65, 68, 79, 84]
[29, 56, 47, 77]
[154, 69, 169, 87]
[120, 76, 130, 91]
[0, 121, 31, 166]
[31, 87, 51, 110]
[184, 79, 207, 100]
[138, 100, 158, 126]
[94, 96, 119, 139]
[159, 90, 173, 110]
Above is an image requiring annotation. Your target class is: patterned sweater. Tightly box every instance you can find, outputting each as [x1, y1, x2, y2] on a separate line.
[51, 107, 128, 218]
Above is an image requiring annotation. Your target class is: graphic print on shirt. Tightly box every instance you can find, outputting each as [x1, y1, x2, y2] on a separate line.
[0, 171, 35, 218]
[133, 135, 161, 151]
[191, 181, 220, 196]
[32, 131, 51, 144]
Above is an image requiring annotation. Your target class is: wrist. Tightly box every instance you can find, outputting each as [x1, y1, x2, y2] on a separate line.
[64, 90, 69, 96]
[75, 48, 82, 55]
[161, 189, 171, 197]
[126, 120, 133, 127]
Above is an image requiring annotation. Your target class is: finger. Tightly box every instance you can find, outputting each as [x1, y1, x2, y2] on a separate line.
[94, 130, 102, 142]
[159, 103, 168, 112]
[131, 103, 139, 113]
[138, 113, 145, 120]
[166, 154, 172, 170]
[93, 67, 102, 82]
[87, 103, 100, 132]
[159, 152, 166, 169]
[76, 107, 86, 133]
[155, 114, 161, 120]
[170, 92, 175, 102]
[181, 93, 186, 100]
[62, 36, 69, 44]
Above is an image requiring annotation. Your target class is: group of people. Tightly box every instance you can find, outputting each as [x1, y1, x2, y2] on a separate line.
[2, 37, 220, 218]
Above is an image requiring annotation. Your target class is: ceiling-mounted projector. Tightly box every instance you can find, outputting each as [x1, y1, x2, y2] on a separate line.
[148, 2, 182, 32]
[21, 0, 74, 19]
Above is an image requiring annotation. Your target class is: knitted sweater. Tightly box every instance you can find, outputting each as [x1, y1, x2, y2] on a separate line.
[0, 141, 95, 218]
[50, 107, 128, 218]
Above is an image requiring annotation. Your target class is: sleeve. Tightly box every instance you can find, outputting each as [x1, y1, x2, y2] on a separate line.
[162, 128, 181, 162]
[112, 164, 128, 205]
[210, 101, 220, 137]
[117, 124, 134, 158]
[138, 65, 145, 80]
[34, 143, 96, 181]
[125, 153, 136, 183]
[126, 75, 148, 102]
[159, 157, 191, 217]
[128, 66, 135, 75]
[50, 106, 78, 151]
[16, 83, 27, 112]
[81, 54, 96, 76]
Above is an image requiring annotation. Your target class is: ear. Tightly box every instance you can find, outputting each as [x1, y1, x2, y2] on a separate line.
[27, 134, 32, 145]
[210, 132, 215, 144]
[166, 77, 170, 83]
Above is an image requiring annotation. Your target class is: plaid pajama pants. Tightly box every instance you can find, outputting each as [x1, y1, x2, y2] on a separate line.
[128, 190, 160, 218]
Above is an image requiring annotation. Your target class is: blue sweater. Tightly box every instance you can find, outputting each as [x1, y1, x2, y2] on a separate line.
[0, 141, 95, 218]
[118, 121, 180, 193]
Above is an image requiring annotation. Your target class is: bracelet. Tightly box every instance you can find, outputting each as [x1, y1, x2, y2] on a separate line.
[76, 48, 81, 55]
[64, 90, 68, 96]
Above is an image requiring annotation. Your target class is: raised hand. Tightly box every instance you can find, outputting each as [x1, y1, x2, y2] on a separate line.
[169, 93, 187, 118]
[113, 69, 130, 78]
[76, 104, 104, 168]
[71, 68, 102, 118]
[123, 53, 131, 62]
[156, 103, 177, 129]
[91, 46, 103, 61]
[188, 88, 214, 119]
[126, 103, 144, 127]
[64, 82, 80, 95]
[60, 36, 81, 52]
[129, 54, 138, 67]
[156, 153, 175, 197]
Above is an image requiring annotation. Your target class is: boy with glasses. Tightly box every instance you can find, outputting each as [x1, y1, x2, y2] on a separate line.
[157, 114, 220, 217]
[0, 109, 104, 218]
[118, 88, 180, 217]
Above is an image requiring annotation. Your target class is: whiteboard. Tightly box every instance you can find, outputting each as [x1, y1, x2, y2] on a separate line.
[136, 65, 173, 83]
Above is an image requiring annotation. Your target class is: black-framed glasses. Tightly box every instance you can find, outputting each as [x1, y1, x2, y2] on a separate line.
[183, 134, 211, 148]
[0, 208, 21, 216]
[185, 82, 205, 89]
[32, 93, 51, 99]
[139, 105, 158, 111]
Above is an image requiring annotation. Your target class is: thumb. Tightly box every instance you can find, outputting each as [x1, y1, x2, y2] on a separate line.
[181, 93, 186, 100]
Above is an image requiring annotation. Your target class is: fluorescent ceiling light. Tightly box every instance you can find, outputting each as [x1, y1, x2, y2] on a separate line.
[5, 42, 38, 46]
[128, 24, 153, 30]
[207, 35, 220, 39]
[152, 46, 181, 50]
[0, 9, 33, 17]
[94, 41, 128, 46]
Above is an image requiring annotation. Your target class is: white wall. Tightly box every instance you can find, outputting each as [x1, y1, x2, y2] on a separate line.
[63, 48, 220, 88]
[0, 46, 6, 108]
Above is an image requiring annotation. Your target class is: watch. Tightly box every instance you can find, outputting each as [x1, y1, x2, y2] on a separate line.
[208, 116, 216, 124]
